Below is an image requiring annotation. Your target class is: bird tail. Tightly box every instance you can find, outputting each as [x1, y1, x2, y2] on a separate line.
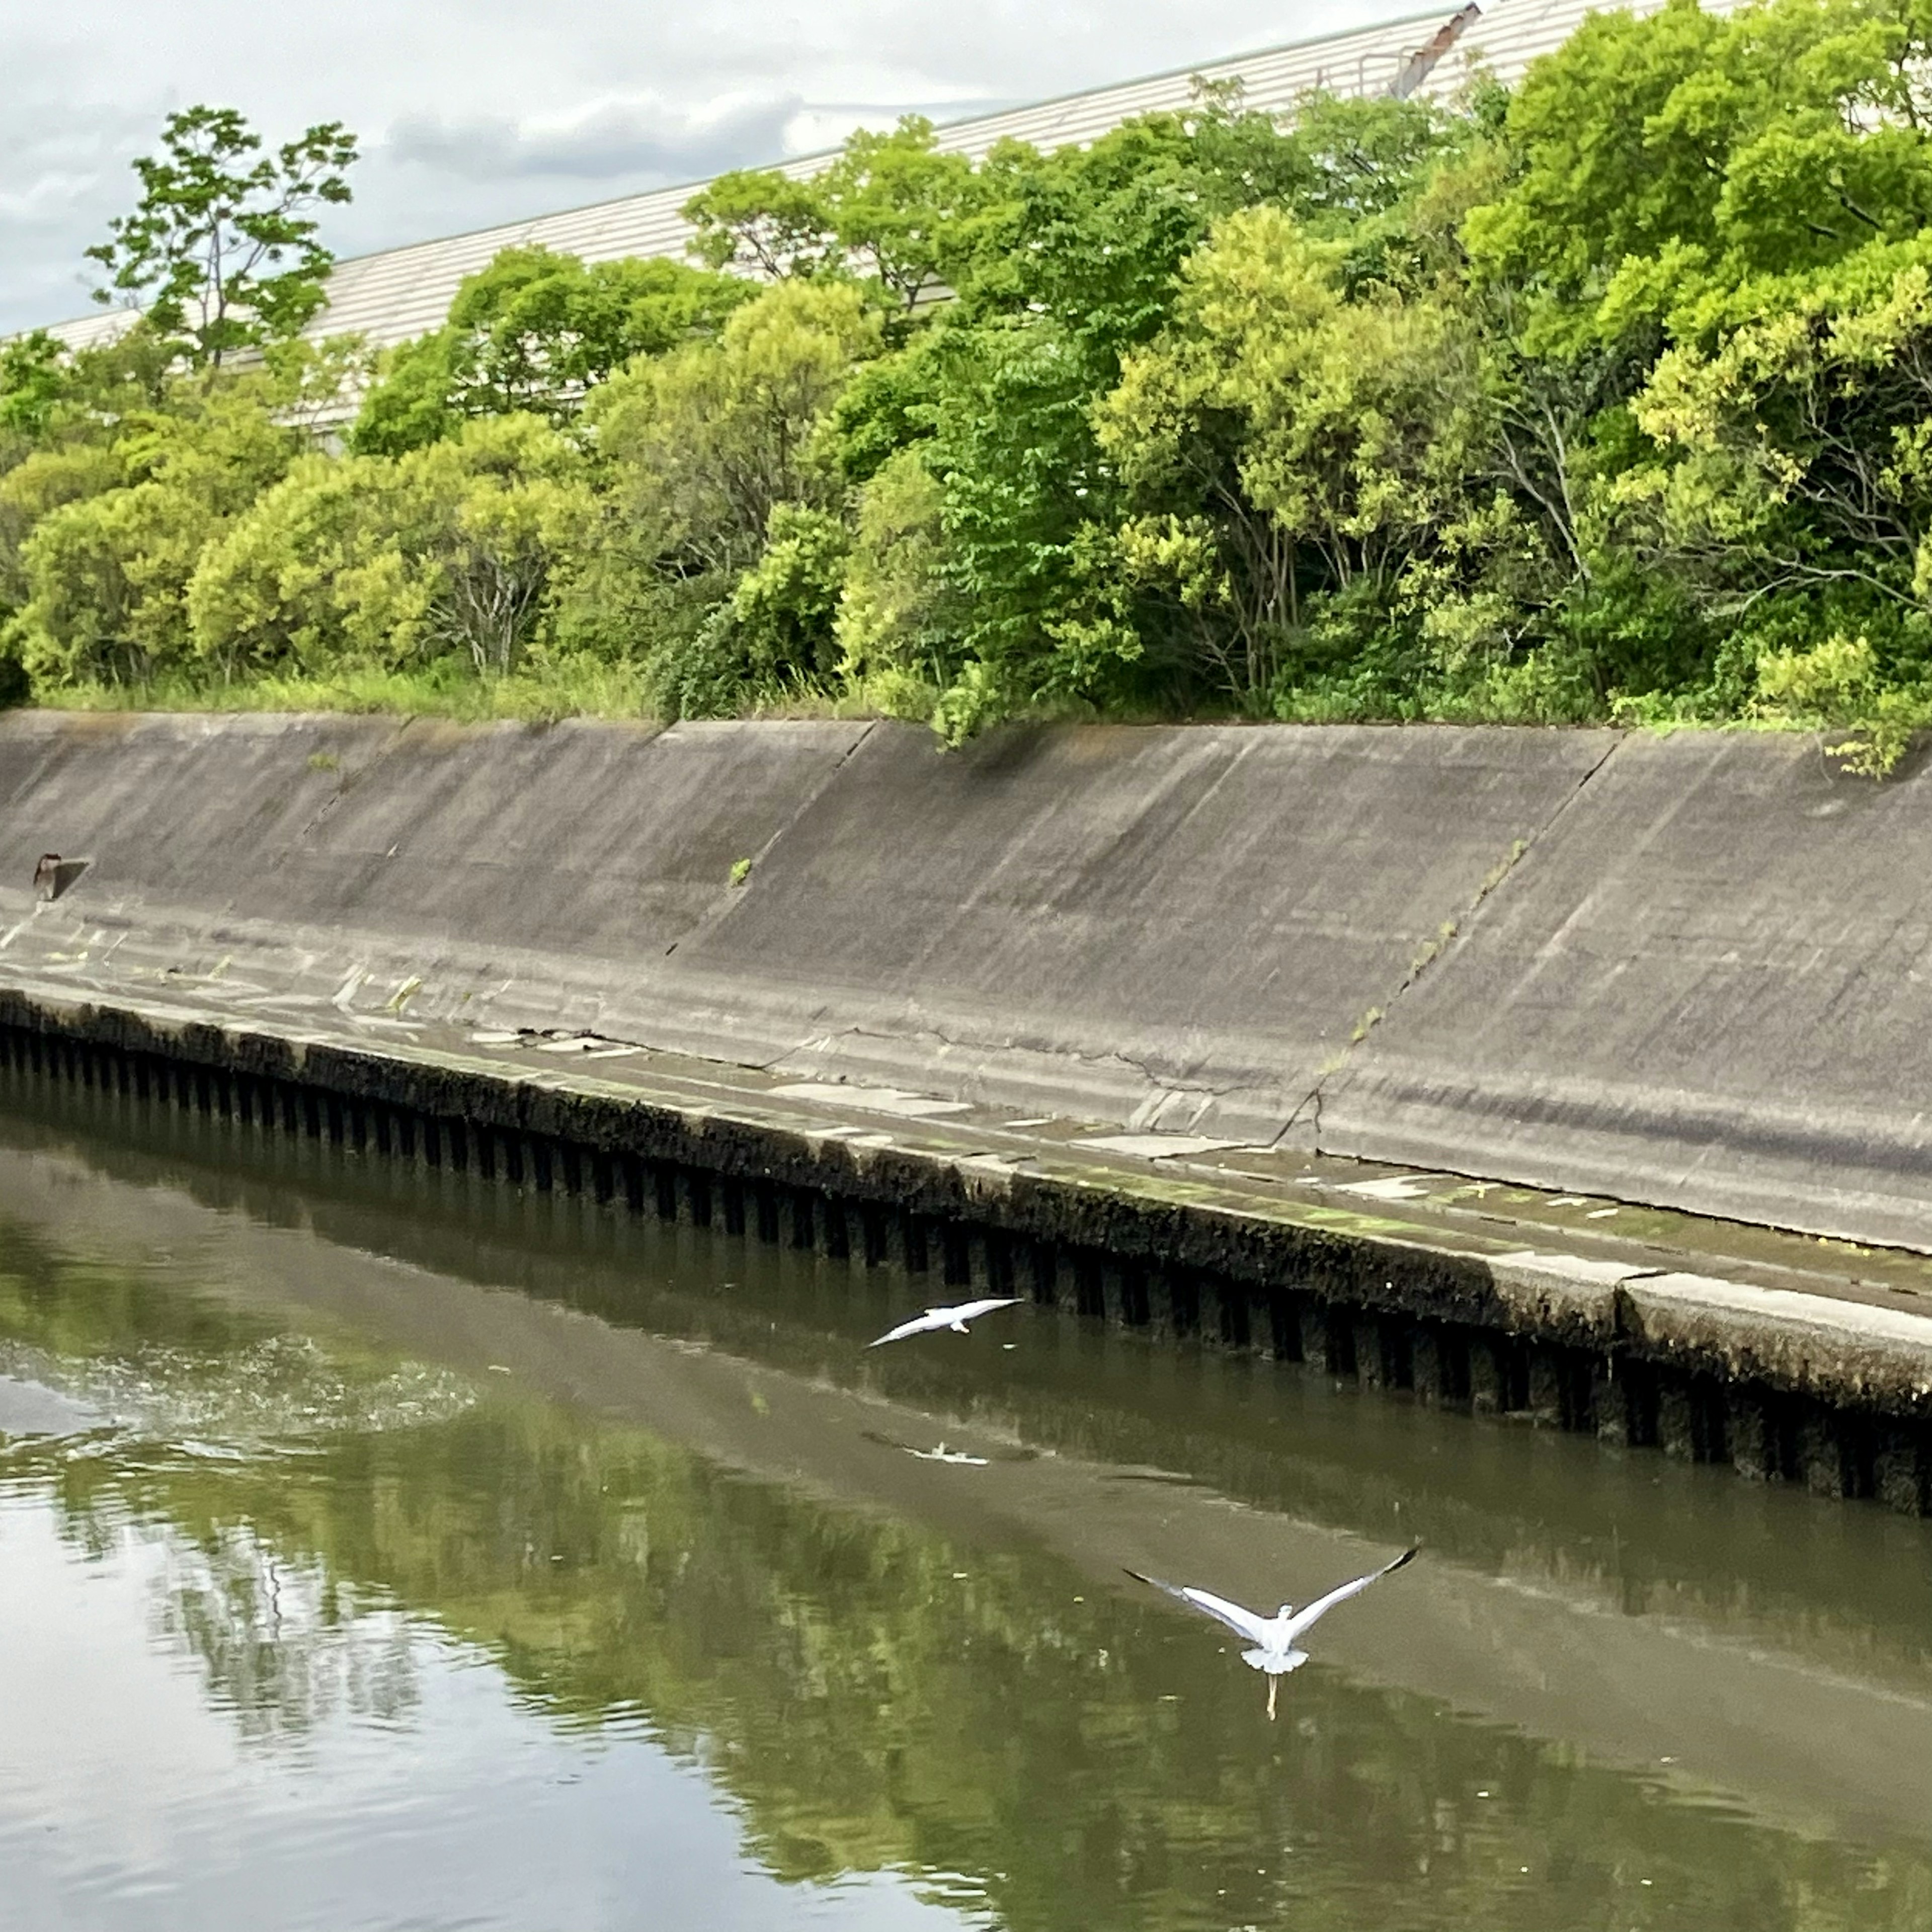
[1244, 1647, 1310, 1675]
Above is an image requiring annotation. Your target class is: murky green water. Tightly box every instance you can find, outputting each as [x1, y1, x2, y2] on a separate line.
[1, 1072, 1930, 1931]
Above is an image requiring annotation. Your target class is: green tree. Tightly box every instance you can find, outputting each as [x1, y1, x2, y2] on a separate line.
[0, 444, 125, 614]
[11, 363, 311, 684]
[586, 282, 878, 710]
[351, 247, 753, 453]
[185, 449, 431, 677]
[684, 117, 993, 315]
[23, 3, 1932, 742]
[683, 170, 839, 281]
[833, 445, 957, 715]
[1455, 0, 1932, 712]
[918, 90, 1464, 731]
[825, 325, 948, 484]
[190, 414, 596, 680]
[87, 105, 357, 369]
[1623, 243, 1932, 629]
[0, 327, 184, 633]
[648, 502, 851, 717]
[1093, 205, 1501, 708]
[589, 281, 878, 582]
[1465, 0, 1932, 354]
[818, 118, 989, 312]
[16, 480, 231, 685]
[0, 333, 68, 441]
[409, 419, 598, 675]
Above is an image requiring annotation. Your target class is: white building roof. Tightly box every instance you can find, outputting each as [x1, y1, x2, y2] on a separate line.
[38, 0, 1716, 357]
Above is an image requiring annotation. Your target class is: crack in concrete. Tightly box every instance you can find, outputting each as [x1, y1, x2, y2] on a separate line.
[665, 722, 879, 960]
[263, 717, 414, 883]
[1274, 735, 1626, 1154]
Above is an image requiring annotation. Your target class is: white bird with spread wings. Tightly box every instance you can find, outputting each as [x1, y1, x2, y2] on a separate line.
[1128, 1548, 1417, 1717]
[865, 1297, 1022, 1349]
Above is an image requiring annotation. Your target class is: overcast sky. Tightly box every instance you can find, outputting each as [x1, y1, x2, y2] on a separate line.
[3, 0, 1403, 334]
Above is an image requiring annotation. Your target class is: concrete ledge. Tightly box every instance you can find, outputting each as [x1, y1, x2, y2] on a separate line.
[1622, 1272, 1932, 1408]
[1483, 1250, 1650, 1345]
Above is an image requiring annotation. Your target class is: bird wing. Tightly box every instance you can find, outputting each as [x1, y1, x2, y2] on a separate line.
[1284, 1548, 1417, 1641]
[952, 1297, 1021, 1324]
[1124, 1569, 1273, 1645]
[867, 1299, 1018, 1347]
[866, 1310, 946, 1348]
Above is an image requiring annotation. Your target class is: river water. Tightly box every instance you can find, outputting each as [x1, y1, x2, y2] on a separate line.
[1, 1073, 1929, 1932]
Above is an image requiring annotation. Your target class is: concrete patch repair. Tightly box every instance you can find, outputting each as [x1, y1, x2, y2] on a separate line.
[1070, 1134, 1252, 1160]
[1, 710, 1928, 1514]
[769, 1081, 976, 1118]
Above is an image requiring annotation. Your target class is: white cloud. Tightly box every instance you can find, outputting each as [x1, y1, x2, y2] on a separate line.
[385, 93, 807, 184]
[1, 110, 156, 327]
[1, 0, 1406, 333]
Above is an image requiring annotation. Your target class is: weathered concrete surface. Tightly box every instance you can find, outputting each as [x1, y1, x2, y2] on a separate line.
[0, 711, 871, 961]
[0, 712, 1614, 1142]
[646, 722, 1615, 1133]
[1483, 1250, 1651, 1346]
[4, 711, 1932, 1251]
[1621, 1273, 1932, 1411]
[1328, 732, 1932, 1247]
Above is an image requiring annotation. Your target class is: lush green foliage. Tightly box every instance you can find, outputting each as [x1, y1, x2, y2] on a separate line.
[349, 246, 754, 453]
[12, 3, 1932, 759]
[189, 413, 597, 679]
[4, 337, 353, 686]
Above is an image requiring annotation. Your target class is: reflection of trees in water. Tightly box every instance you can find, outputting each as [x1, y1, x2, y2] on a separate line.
[0, 1214, 438, 1743]
[4, 1216, 1931, 1930]
[11, 1094, 1931, 1686]
[154, 1527, 420, 1743]
[2, 1439, 426, 1742]
[24, 1397, 1930, 1932]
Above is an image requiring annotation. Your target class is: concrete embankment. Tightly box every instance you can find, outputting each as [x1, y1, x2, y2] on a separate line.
[0, 709, 1929, 1510]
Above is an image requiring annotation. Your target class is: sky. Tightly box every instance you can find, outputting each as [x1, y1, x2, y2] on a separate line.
[3, 0, 1404, 334]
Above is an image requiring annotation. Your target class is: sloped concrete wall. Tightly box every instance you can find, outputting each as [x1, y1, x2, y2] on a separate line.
[648, 722, 1615, 1132]
[0, 711, 872, 960]
[1326, 731, 1932, 1246]
[2, 710, 1928, 1247]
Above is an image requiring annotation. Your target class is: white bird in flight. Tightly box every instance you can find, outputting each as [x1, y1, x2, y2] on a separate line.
[1128, 1547, 1417, 1718]
[866, 1297, 1021, 1348]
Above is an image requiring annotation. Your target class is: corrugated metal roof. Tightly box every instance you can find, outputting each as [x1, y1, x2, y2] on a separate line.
[35, 0, 1726, 357]
[37, 307, 130, 354]
[1446, 0, 1737, 90]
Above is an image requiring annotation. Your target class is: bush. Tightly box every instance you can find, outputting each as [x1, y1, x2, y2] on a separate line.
[645, 503, 849, 717]
[1753, 633, 1927, 776]
[834, 447, 954, 698]
[189, 416, 595, 680]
